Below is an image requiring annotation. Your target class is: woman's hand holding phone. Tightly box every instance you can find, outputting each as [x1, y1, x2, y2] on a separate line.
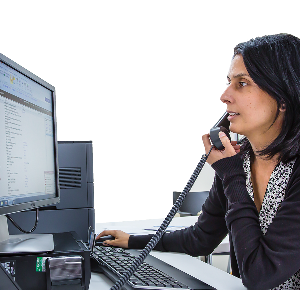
[202, 132, 240, 165]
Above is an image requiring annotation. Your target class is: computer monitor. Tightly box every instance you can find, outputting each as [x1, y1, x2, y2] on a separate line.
[0, 53, 60, 253]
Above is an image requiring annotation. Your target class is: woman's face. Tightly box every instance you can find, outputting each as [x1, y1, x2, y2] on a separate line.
[220, 54, 284, 146]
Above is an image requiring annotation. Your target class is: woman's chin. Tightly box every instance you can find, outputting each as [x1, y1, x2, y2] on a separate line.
[229, 125, 245, 136]
[229, 125, 238, 134]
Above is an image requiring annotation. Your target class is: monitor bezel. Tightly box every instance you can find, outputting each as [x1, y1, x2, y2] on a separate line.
[0, 53, 60, 216]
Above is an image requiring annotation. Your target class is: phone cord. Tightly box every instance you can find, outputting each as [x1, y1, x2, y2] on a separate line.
[110, 145, 214, 290]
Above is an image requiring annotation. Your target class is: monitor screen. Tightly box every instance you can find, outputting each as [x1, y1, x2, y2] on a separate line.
[0, 53, 59, 216]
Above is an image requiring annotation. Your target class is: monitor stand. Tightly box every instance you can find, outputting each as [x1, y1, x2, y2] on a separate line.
[0, 215, 54, 254]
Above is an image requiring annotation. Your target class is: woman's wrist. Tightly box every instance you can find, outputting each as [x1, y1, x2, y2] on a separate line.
[211, 154, 244, 180]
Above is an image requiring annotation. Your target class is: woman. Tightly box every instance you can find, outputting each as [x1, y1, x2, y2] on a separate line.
[97, 33, 300, 289]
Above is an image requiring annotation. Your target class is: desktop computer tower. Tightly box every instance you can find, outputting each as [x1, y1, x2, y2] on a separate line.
[8, 141, 95, 243]
[56, 141, 94, 210]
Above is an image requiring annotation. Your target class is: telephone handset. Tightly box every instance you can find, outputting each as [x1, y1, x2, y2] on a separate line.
[210, 112, 231, 150]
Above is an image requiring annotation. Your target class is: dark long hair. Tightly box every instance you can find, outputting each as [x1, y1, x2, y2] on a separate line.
[234, 33, 300, 163]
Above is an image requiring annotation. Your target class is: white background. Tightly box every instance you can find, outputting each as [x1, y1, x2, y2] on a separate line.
[1, 1, 299, 223]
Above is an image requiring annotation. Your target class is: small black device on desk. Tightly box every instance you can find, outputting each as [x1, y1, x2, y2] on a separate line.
[94, 235, 115, 245]
[0, 232, 91, 290]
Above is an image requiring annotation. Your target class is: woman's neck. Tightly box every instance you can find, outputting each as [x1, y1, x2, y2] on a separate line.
[249, 147, 280, 169]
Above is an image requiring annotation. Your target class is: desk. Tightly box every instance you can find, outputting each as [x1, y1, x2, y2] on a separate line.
[90, 217, 246, 290]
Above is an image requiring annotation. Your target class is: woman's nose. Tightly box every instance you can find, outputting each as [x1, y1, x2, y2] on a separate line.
[220, 86, 232, 104]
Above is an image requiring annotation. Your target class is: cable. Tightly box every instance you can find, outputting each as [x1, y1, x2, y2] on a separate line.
[110, 145, 214, 290]
[6, 208, 39, 234]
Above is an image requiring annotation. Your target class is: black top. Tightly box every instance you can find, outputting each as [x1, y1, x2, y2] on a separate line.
[128, 154, 300, 290]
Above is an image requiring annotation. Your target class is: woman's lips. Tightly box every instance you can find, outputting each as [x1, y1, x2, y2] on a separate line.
[227, 112, 240, 121]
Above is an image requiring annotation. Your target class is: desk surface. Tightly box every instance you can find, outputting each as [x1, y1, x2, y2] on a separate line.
[90, 273, 114, 290]
[91, 216, 246, 290]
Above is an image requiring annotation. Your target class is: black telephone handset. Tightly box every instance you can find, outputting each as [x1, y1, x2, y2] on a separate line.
[209, 112, 231, 150]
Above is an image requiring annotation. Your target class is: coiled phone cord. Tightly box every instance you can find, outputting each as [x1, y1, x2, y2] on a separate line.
[110, 145, 214, 290]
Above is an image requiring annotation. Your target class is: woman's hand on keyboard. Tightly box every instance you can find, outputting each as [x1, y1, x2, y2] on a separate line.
[96, 230, 130, 248]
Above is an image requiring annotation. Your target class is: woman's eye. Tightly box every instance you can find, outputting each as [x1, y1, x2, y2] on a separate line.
[239, 81, 247, 87]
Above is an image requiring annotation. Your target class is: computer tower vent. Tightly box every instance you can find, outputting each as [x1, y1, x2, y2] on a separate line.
[59, 167, 82, 189]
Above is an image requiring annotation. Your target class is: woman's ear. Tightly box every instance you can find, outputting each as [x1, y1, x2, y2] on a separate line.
[279, 103, 286, 112]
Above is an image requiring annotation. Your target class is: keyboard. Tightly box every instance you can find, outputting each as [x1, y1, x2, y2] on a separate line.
[91, 245, 215, 290]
